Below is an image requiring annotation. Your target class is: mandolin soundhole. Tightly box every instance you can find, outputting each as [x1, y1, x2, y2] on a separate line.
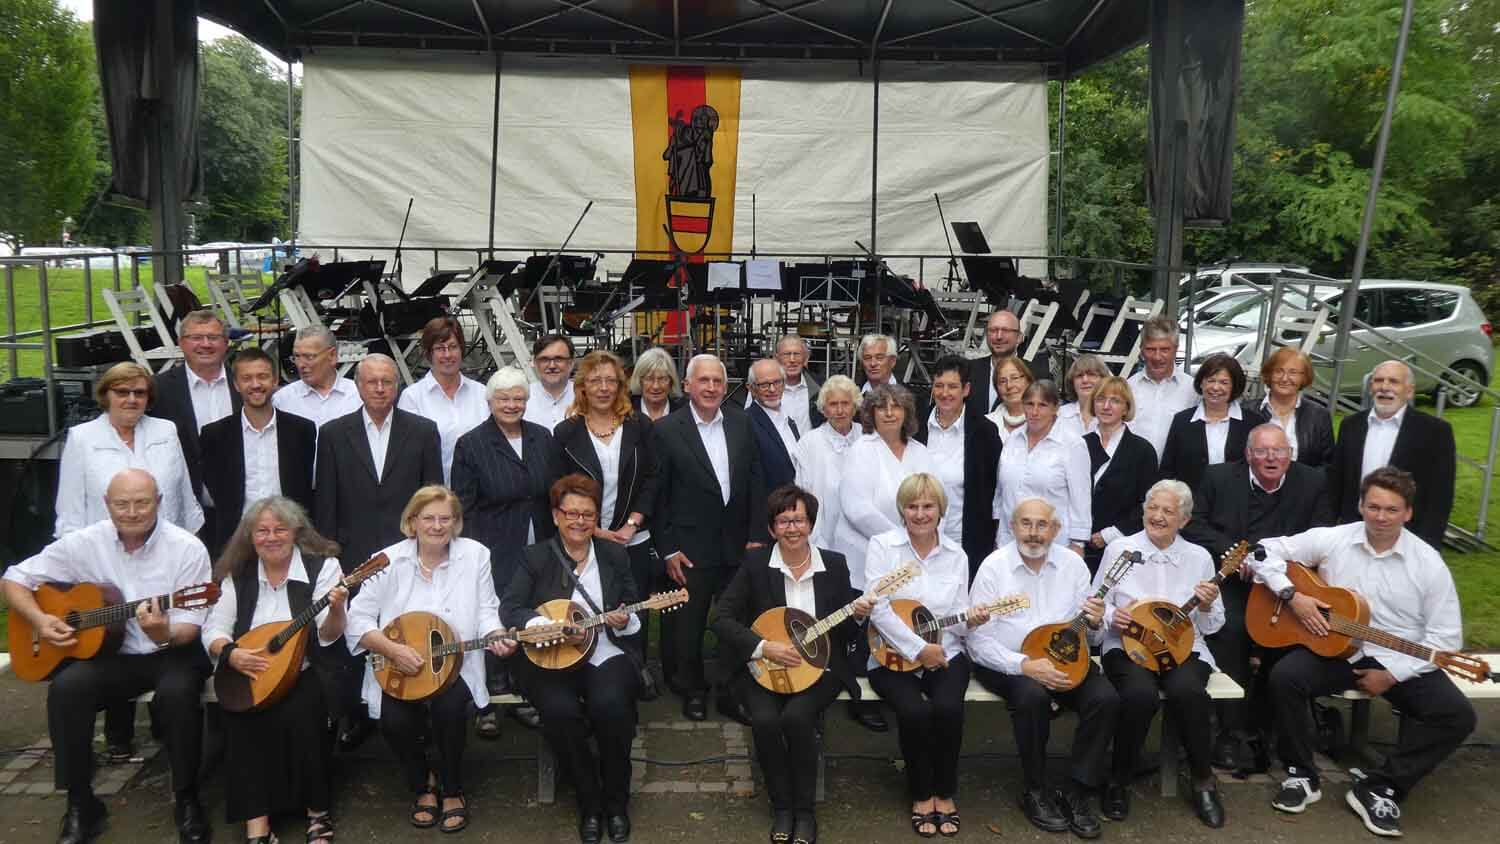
[789, 619, 820, 661]
[1046, 629, 1081, 662]
[428, 629, 445, 675]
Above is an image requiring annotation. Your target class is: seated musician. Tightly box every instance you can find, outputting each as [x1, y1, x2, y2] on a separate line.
[966, 497, 1116, 839]
[864, 472, 977, 839]
[712, 484, 873, 844]
[1097, 480, 1225, 827]
[1, 468, 213, 844]
[500, 473, 641, 844]
[1252, 467, 1476, 838]
[345, 485, 515, 834]
[202, 496, 347, 844]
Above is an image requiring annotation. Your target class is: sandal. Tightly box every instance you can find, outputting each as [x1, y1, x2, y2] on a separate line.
[910, 811, 938, 838]
[439, 792, 469, 834]
[410, 786, 440, 829]
[248, 836, 278, 844]
[475, 710, 501, 740]
[936, 811, 959, 837]
[306, 812, 335, 844]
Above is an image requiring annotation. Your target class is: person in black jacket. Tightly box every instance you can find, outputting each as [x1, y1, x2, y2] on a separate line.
[1245, 348, 1335, 467]
[1081, 377, 1158, 574]
[713, 485, 871, 844]
[501, 474, 642, 844]
[746, 358, 804, 493]
[150, 310, 241, 510]
[915, 354, 1001, 578]
[966, 310, 1054, 416]
[1158, 353, 1266, 493]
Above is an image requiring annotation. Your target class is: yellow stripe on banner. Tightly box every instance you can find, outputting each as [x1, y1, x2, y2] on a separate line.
[671, 203, 713, 219]
[703, 69, 740, 259]
[629, 66, 671, 256]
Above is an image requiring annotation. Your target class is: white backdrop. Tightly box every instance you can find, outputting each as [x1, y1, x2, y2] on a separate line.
[298, 51, 1049, 281]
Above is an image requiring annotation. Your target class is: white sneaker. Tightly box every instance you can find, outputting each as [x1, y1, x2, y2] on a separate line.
[1271, 769, 1323, 814]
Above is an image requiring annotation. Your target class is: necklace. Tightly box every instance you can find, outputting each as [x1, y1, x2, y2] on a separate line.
[587, 416, 619, 439]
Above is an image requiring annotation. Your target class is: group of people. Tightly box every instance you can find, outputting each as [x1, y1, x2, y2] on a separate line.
[1, 303, 1474, 843]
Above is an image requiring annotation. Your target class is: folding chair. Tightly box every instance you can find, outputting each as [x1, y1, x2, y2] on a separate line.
[100, 286, 183, 370]
[1091, 296, 1164, 376]
[278, 287, 367, 377]
[1017, 298, 1060, 364]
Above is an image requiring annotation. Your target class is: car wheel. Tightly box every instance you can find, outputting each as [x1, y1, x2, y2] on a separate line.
[1440, 360, 1488, 408]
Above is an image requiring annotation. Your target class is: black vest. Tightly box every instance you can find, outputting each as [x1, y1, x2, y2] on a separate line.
[231, 554, 330, 662]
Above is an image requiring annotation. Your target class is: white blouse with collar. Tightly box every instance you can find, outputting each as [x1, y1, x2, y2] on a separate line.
[54, 414, 203, 537]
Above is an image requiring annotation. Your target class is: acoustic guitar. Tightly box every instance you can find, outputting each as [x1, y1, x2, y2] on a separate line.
[371, 611, 571, 702]
[870, 594, 1032, 672]
[749, 562, 919, 694]
[1246, 562, 1492, 683]
[1020, 549, 1142, 690]
[8, 581, 222, 682]
[524, 589, 690, 671]
[213, 553, 391, 714]
[1121, 541, 1250, 673]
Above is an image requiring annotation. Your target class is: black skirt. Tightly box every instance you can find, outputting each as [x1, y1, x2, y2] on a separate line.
[222, 668, 333, 822]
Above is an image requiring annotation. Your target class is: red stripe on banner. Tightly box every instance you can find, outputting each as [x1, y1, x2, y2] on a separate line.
[664, 67, 710, 332]
[669, 216, 710, 234]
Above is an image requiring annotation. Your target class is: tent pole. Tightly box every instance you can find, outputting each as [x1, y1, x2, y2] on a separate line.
[1054, 76, 1067, 260]
[487, 51, 503, 256]
[871, 54, 881, 333]
[286, 53, 297, 250]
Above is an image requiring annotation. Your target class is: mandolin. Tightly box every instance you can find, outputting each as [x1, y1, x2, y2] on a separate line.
[749, 562, 919, 694]
[371, 611, 570, 702]
[1246, 562, 1492, 683]
[214, 553, 391, 713]
[524, 589, 690, 671]
[1121, 541, 1250, 673]
[8, 581, 222, 682]
[1019, 549, 1142, 690]
[870, 593, 1032, 672]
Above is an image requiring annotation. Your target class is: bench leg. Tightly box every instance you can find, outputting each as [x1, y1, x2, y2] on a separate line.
[537, 733, 557, 805]
[815, 738, 826, 803]
[1348, 698, 1374, 765]
[1159, 711, 1179, 798]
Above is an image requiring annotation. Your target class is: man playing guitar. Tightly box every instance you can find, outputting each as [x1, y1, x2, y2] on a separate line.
[1251, 467, 1476, 838]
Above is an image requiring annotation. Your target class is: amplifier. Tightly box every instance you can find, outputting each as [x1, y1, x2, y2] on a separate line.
[0, 377, 99, 435]
[55, 327, 163, 368]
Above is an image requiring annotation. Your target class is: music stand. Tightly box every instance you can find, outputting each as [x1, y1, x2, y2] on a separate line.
[951, 222, 991, 254]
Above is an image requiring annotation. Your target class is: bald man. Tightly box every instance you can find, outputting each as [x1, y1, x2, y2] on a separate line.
[4, 469, 214, 844]
[966, 310, 1053, 417]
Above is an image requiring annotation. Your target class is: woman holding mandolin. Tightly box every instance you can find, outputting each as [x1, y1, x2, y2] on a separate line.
[345, 486, 515, 834]
[202, 497, 348, 844]
[713, 484, 873, 844]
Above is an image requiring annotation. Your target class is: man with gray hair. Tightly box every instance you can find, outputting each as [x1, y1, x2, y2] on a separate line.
[745, 335, 822, 431]
[745, 358, 802, 492]
[858, 333, 900, 393]
[273, 325, 362, 429]
[1126, 315, 1196, 458]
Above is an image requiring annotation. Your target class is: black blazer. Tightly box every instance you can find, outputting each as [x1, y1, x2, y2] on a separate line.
[1241, 397, 1335, 468]
[745, 401, 799, 493]
[914, 409, 1002, 577]
[451, 418, 559, 588]
[551, 415, 658, 533]
[651, 405, 768, 568]
[501, 537, 642, 664]
[198, 409, 316, 553]
[1327, 408, 1456, 548]
[1158, 405, 1268, 493]
[711, 546, 862, 696]
[313, 407, 443, 573]
[150, 365, 242, 500]
[1183, 461, 1334, 563]
[1085, 427, 1158, 540]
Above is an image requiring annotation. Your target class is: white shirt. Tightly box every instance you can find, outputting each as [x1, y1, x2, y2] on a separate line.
[1260, 395, 1303, 461]
[1126, 367, 1198, 459]
[185, 365, 233, 433]
[865, 528, 972, 665]
[201, 548, 345, 663]
[6, 519, 212, 655]
[759, 402, 803, 461]
[1096, 532, 1224, 670]
[965, 542, 1094, 675]
[1191, 400, 1244, 466]
[272, 377, 362, 429]
[693, 407, 733, 506]
[1362, 405, 1408, 483]
[397, 372, 489, 484]
[346, 537, 503, 718]
[241, 410, 282, 512]
[748, 545, 827, 663]
[363, 409, 393, 483]
[55, 414, 204, 537]
[925, 409, 967, 545]
[524, 381, 575, 431]
[1251, 522, 1462, 683]
[834, 436, 933, 585]
[794, 422, 864, 550]
[526, 542, 643, 668]
[993, 423, 1092, 547]
[1056, 403, 1096, 440]
[591, 427, 624, 529]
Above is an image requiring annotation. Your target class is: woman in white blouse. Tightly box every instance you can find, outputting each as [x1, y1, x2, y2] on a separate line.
[395, 317, 489, 484]
[55, 362, 202, 536]
[794, 374, 863, 550]
[865, 473, 987, 839]
[993, 380, 1092, 555]
[834, 383, 932, 586]
[1057, 354, 1109, 438]
[985, 356, 1034, 438]
[203, 497, 347, 844]
[345, 486, 515, 834]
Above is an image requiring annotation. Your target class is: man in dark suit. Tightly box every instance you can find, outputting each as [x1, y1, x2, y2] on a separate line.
[746, 358, 802, 492]
[653, 353, 769, 721]
[315, 353, 443, 748]
[198, 347, 316, 552]
[966, 310, 1053, 417]
[1327, 360, 1456, 549]
[1184, 423, 1334, 772]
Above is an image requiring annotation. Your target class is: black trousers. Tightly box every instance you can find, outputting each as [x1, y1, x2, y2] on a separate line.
[1102, 649, 1214, 783]
[526, 654, 640, 816]
[379, 682, 473, 796]
[48, 646, 207, 795]
[223, 669, 332, 822]
[1269, 649, 1477, 799]
[974, 662, 1117, 792]
[675, 565, 735, 695]
[868, 655, 971, 801]
[732, 671, 844, 812]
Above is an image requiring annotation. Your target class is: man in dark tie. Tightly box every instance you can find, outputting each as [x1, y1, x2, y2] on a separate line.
[966, 310, 1053, 416]
[745, 358, 802, 492]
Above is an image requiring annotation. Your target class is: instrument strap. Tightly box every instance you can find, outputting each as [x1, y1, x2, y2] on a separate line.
[550, 537, 606, 617]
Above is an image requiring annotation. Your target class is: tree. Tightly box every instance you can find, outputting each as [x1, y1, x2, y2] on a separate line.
[0, 0, 95, 250]
[196, 36, 291, 242]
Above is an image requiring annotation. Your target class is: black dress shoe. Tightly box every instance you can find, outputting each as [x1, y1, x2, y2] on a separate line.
[509, 703, 542, 729]
[173, 797, 212, 844]
[792, 810, 817, 844]
[716, 695, 752, 727]
[579, 813, 604, 844]
[1019, 789, 1068, 833]
[1211, 731, 1241, 770]
[770, 809, 795, 843]
[606, 812, 631, 842]
[1054, 788, 1102, 840]
[638, 667, 660, 702]
[58, 796, 106, 844]
[846, 701, 888, 733]
[1191, 787, 1225, 829]
[1101, 783, 1130, 821]
[336, 715, 375, 751]
[683, 694, 708, 722]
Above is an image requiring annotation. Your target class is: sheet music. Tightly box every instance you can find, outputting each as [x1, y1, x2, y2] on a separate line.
[708, 262, 741, 291]
[746, 259, 782, 292]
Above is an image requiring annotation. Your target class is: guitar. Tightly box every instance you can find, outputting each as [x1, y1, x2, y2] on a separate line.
[1246, 562, 1492, 683]
[525, 589, 690, 671]
[371, 611, 570, 702]
[1020, 549, 1142, 690]
[213, 553, 391, 714]
[8, 581, 223, 682]
[870, 594, 1032, 672]
[749, 562, 919, 694]
[1120, 541, 1250, 673]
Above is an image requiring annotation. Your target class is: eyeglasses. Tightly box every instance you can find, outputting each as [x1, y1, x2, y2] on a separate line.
[585, 376, 619, 388]
[754, 378, 785, 389]
[1249, 447, 1292, 458]
[536, 355, 571, 366]
[996, 376, 1028, 386]
[556, 508, 598, 522]
[253, 526, 291, 539]
[1270, 369, 1305, 380]
[860, 355, 891, 365]
[641, 374, 672, 386]
[181, 333, 225, 343]
[109, 387, 149, 399]
[430, 341, 462, 355]
[774, 516, 808, 529]
[417, 514, 455, 526]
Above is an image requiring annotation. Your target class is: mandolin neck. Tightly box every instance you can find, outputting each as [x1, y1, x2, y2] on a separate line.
[577, 598, 655, 632]
[269, 580, 347, 651]
[1177, 571, 1228, 617]
[804, 602, 857, 644]
[434, 628, 515, 658]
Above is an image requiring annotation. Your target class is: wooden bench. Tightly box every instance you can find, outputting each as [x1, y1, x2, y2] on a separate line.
[1337, 653, 1500, 761]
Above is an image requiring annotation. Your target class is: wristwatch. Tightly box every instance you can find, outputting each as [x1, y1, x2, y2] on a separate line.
[626, 516, 642, 529]
[1277, 585, 1296, 601]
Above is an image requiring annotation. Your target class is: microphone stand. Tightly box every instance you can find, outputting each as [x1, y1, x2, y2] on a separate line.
[520, 201, 594, 336]
[934, 192, 961, 290]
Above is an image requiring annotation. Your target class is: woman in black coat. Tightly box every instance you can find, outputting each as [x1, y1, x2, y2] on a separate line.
[1082, 377, 1160, 574]
[1158, 354, 1266, 493]
[712, 484, 870, 844]
[1243, 347, 1335, 467]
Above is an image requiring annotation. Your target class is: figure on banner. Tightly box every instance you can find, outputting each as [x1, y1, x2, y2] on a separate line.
[664, 105, 719, 198]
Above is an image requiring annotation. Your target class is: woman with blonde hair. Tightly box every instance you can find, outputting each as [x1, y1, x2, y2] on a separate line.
[1248, 347, 1333, 467]
[985, 356, 1034, 437]
[1081, 377, 1158, 573]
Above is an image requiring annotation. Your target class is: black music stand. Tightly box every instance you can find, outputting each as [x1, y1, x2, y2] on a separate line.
[951, 221, 991, 254]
